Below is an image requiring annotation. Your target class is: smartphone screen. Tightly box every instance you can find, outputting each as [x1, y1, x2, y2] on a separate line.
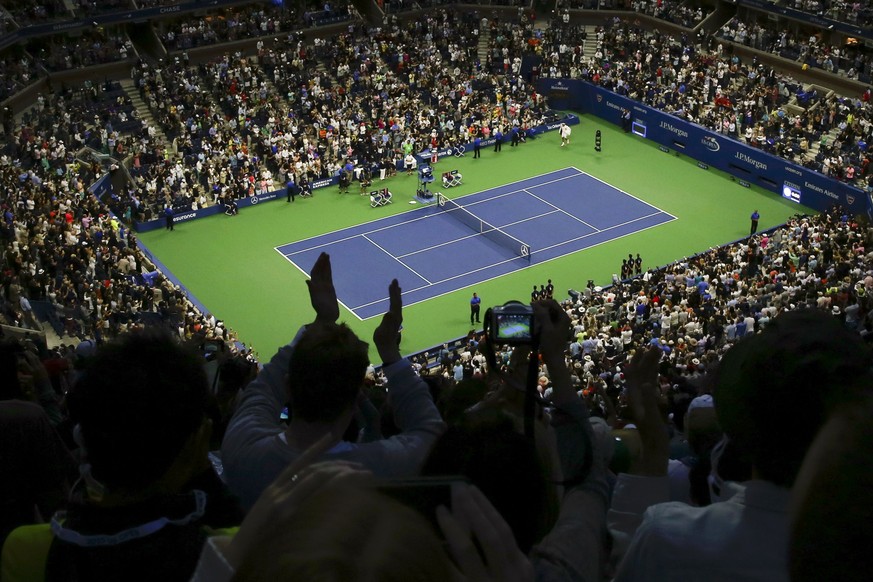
[495, 313, 533, 341]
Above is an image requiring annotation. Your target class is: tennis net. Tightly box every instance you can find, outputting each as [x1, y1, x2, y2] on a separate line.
[436, 193, 531, 260]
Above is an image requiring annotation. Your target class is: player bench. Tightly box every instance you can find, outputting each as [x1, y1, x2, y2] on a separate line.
[442, 170, 462, 188]
[370, 189, 393, 207]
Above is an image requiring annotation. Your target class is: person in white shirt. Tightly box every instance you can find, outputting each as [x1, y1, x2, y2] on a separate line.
[559, 123, 572, 146]
[609, 309, 872, 582]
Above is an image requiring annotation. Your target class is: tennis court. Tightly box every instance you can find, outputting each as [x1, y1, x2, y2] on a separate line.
[276, 167, 676, 319]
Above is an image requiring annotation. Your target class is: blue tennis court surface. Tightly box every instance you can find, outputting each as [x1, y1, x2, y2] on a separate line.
[276, 167, 675, 319]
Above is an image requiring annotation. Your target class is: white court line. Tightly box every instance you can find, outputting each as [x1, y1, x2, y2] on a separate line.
[414, 211, 667, 285]
[456, 173, 582, 212]
[272, 247, 357, 317]
[362, 233, 433, 285]
[357, 215, 677, 320]
[396, 229, 488, 259]
[394, 208, 561, 260]
[533, 211, 670, 255]
[276, 210, 439, 257]
[350, 250, 527, 311]
[272, 167, 584, 255]
[568, 165, 679, 220]
[352, 211, 676, 318]
[458, 167, 583, 203]
[522, 188, 599, 231]
[278, 185, 562, 258]
[276, 168, 675, 319]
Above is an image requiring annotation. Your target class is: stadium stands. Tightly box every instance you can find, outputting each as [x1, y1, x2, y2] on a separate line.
[2, 2, 873, 580]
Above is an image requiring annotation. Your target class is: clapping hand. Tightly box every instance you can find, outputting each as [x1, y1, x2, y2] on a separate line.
[306, 252, 339, 326]
[531, 299, 572, 359]
[373, 279, 402, 366]
[623, 346, 668, 476]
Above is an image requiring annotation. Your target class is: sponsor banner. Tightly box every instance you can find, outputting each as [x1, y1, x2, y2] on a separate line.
[134, 180, 335, 232]
[136, 205, 222, 232]
[88, 174, 112, 198]
[539, 79, 867, 215]
[414, 113, 580, 163]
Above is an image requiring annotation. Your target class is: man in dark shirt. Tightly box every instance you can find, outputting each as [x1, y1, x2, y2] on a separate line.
[164, 206, 174, 231]
[470, 292, 481, 325]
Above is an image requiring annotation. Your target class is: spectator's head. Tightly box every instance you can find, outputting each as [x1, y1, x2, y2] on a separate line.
[233, 484, 454, 582]
[287, 323, 369, 424]
[790, 398, 873, 582]
[423, 397, 558, 553]
[0, 338, 26, 401]
[713, 309, 872, 488]
[67, 329, 210, 496]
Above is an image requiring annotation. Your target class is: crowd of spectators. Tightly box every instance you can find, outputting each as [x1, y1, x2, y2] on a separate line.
[159, 4, 308, 52]
[381, 0, 465, 14]
[0, 50, 38, 102]
[561, 0, 709, 27]
[532, 17, 873, 190]
[2, 0, 69, 26]
[73, 0, 129, 18]
[135, 0, 200, 7]
[718, 15, 873, 83]
[623, 0, 709, 28]
[4, 4, 873, 580]
[156, 0, 360, 53]
[0, 8, 16, 37]
[0, 76, 249, 381]
[776, 0, 873, 29]
[3, 203, 873, 580]
[124, 9, 551, 219]
[26, 29, 136, 72]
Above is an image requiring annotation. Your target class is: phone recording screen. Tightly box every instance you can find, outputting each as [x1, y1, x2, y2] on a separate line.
[496, 313, 532, 340]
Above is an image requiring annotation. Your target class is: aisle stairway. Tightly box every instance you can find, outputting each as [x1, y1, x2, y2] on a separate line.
[118, 77, 171, 149]
[478, 25, 490, 66]
[582, 25, 598, 60]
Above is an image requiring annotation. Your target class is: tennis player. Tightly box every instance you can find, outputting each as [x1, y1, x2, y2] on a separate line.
[560, 123, 572, 147]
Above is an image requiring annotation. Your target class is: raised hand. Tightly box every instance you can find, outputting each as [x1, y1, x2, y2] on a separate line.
[373, 279, 402, 366]
[531, 299, 572, 358]
[530, 299, 575, 407]
[623, 346, 668, 476]
[306, 252, 339, 325]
